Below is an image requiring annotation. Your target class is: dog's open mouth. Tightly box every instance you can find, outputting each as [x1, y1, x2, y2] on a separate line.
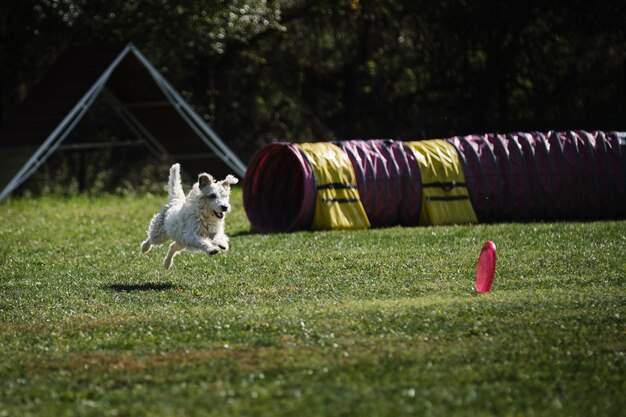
[214, 211, 224, 219]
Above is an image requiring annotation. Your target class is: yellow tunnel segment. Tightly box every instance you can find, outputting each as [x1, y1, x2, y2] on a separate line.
[407, 140, 478, 226]
[297, 142, 371, 230]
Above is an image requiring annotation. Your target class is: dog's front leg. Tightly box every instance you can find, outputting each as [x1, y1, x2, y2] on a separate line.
[212, 233, 229, 251]
[189, 234, 221, 255]
[176, 230, 220, 255]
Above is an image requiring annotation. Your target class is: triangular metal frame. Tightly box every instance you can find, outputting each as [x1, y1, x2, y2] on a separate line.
[0, 43, 246, 201]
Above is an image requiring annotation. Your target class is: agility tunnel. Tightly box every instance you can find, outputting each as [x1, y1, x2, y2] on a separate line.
[243, 130, 626, 233]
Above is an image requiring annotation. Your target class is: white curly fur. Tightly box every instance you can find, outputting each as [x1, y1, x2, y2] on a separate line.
[140, 163, 239, 269]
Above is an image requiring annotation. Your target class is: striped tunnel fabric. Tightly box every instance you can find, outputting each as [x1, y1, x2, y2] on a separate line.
[243, 131, 626, 232]
[338, 139, 421, 227]
[406, 140, 477, 226]
[296, 142, 370, 230]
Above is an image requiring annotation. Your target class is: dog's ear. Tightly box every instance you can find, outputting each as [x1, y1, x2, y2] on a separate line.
[222, 175, 239, 188]
[198, 173, 215, 189]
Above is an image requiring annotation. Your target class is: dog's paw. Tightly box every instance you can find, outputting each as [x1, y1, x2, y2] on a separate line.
[202, 243, 221, 255]
[140, 240, 151, 253]
[213, 235, 229, 251]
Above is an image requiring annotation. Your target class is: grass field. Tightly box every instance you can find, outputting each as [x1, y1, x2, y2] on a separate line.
[1, 189, 624, 416]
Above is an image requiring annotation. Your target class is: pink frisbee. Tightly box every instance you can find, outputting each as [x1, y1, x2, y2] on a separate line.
[476, 241, 497, 293]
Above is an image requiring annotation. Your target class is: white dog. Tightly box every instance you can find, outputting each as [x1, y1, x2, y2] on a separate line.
[140, 163, 238, 269]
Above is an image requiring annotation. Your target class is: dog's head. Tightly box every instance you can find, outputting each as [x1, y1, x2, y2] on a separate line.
[197, 173, 239, 219]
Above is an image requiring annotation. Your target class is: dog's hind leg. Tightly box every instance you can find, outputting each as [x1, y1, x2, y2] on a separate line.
[163, 242, 184, 269]
[141, 209, 169, 253]
[141, 239, 152, 253]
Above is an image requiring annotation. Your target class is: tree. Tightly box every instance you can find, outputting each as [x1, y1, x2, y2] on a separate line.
[2, 0, 625, 166]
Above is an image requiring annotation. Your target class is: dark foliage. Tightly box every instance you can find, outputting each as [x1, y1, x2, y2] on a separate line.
[2, 0, 625, 167]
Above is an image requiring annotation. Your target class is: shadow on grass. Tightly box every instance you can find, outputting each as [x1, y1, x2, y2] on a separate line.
[231, 230, 256, 237]
[105, 282, 177, 292]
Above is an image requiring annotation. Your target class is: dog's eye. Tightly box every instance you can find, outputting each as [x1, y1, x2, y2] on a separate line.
[208, 193, 217, 199]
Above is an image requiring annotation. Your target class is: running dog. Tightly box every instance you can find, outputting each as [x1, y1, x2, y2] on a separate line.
[140, 163, 238, 269]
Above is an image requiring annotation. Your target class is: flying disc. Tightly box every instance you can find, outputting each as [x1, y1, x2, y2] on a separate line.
[476, 241, 496, 293]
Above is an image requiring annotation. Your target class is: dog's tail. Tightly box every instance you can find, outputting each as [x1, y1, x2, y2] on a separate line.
[168, 163, 185, 203]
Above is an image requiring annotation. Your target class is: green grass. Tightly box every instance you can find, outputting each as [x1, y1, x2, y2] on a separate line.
[1, 189, 624, 416]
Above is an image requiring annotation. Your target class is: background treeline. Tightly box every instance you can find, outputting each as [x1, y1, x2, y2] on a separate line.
[1, 0, 625, 165]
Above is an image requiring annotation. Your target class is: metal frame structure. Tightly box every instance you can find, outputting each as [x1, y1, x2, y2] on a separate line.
[0, 43, 246, 201]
